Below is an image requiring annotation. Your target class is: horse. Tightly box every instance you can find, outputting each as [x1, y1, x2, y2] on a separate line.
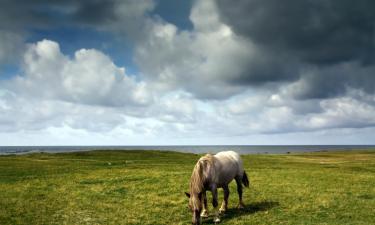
[185, 151, 250, 224]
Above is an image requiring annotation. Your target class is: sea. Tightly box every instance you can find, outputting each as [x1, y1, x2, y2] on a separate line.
[0, 145, 375, 155]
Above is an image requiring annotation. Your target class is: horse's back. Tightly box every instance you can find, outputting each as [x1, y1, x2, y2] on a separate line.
[215, 151, 242, 167]
[214, 151, 244, 185]
[215, 151, 241, 162]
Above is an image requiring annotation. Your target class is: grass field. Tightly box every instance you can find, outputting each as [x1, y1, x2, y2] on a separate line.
[0, 150, 374, 225]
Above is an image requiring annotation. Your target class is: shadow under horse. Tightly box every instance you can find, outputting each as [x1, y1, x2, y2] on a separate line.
[202, 200, 279, 224]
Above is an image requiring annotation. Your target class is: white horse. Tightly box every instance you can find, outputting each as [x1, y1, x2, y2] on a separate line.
[185, 151, 250, 224]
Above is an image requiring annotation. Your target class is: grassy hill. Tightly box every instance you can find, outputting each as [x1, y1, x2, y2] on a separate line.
[0, 150, 374, 224]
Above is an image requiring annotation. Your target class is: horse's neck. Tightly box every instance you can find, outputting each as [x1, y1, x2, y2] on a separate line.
[190, 158, 213, 193]
[197, 157, 219, 190]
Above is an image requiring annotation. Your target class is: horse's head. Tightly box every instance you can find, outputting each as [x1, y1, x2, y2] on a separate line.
[186, 156, 211, 224]
[185, 192, 203, 225]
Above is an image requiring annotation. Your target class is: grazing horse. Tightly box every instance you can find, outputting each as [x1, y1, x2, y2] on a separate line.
[185, 151, 250, 224]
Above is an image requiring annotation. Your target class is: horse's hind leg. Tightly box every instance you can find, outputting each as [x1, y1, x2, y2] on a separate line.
[201, 191, 209, 218]
[219, 185, 229, 214]
[235, 177, 245, 209]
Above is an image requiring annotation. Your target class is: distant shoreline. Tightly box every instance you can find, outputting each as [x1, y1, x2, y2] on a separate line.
[1, 145, 375, 155]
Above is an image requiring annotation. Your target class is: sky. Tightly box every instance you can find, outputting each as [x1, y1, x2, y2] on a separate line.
[1, 0, 375, 145]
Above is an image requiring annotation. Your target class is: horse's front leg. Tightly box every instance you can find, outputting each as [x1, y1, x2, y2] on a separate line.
[200, 191, 209, 218]
[211, 186, 220, 223]
[219, 185, 229, 214]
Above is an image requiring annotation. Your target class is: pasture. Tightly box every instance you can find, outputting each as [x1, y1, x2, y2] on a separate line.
[0, 150, 374, 224]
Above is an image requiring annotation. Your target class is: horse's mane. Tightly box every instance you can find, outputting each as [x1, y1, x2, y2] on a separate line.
[190, 154, 215, 194]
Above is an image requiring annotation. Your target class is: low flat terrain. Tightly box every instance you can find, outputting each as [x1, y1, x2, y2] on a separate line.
[0, 150, 374, 224]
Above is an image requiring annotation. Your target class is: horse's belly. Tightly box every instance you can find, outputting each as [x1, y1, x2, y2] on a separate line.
[216, 172, 237, 187]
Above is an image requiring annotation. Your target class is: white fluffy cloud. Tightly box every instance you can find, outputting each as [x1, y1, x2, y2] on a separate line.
[133, 0, 258, 99]
[10, 39, 152, 107]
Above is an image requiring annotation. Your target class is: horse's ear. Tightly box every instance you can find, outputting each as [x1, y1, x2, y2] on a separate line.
[185, 192, 190, 198]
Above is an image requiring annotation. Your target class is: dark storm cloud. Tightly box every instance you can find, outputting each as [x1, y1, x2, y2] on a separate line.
[0, 0, 154, 67]
[0, 0, 71, 29]
[216, 0, 375, 99]
[73, 1, 116, 25]
[0, 0, 118, 29]
[228, 49, 300, 85]
[217, 0, 375, 65]
[0, 0, 121, 67]
[293, 63, 375, 100]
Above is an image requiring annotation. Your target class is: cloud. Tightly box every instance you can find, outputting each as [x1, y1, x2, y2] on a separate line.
[133, 0, 269, 99]
[3, 0, 374, 101]
[0, 31, 24, 66]
[0, 39, 205, 137]
[9, 39, 152, 107]
[0, 90, 125, 132]
[128, 0, 304, 99]
[278, 62, 375, 100]
[0, 0, 154, 28]
[216, 0, 375, 65]
[1, 0, 375, 144]
[0, 0, 154, 67]
[214, 0, 375, 99]
[215, 90, 375, 135]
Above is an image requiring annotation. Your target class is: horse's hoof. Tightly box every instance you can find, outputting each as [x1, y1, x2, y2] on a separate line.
[213, 217, 221, 223]
[219, 207, 226, 214]
[237, 204, 245, 209]
[200, 210, 209, 218]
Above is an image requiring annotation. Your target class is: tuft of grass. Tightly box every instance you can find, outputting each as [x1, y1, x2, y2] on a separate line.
[0, 150, 375, 224]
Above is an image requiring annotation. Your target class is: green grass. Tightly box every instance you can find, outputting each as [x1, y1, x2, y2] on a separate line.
[1, 150, 375, 225]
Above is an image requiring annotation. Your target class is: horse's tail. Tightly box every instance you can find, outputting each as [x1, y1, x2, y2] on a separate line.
[242, 171, 250, 187]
